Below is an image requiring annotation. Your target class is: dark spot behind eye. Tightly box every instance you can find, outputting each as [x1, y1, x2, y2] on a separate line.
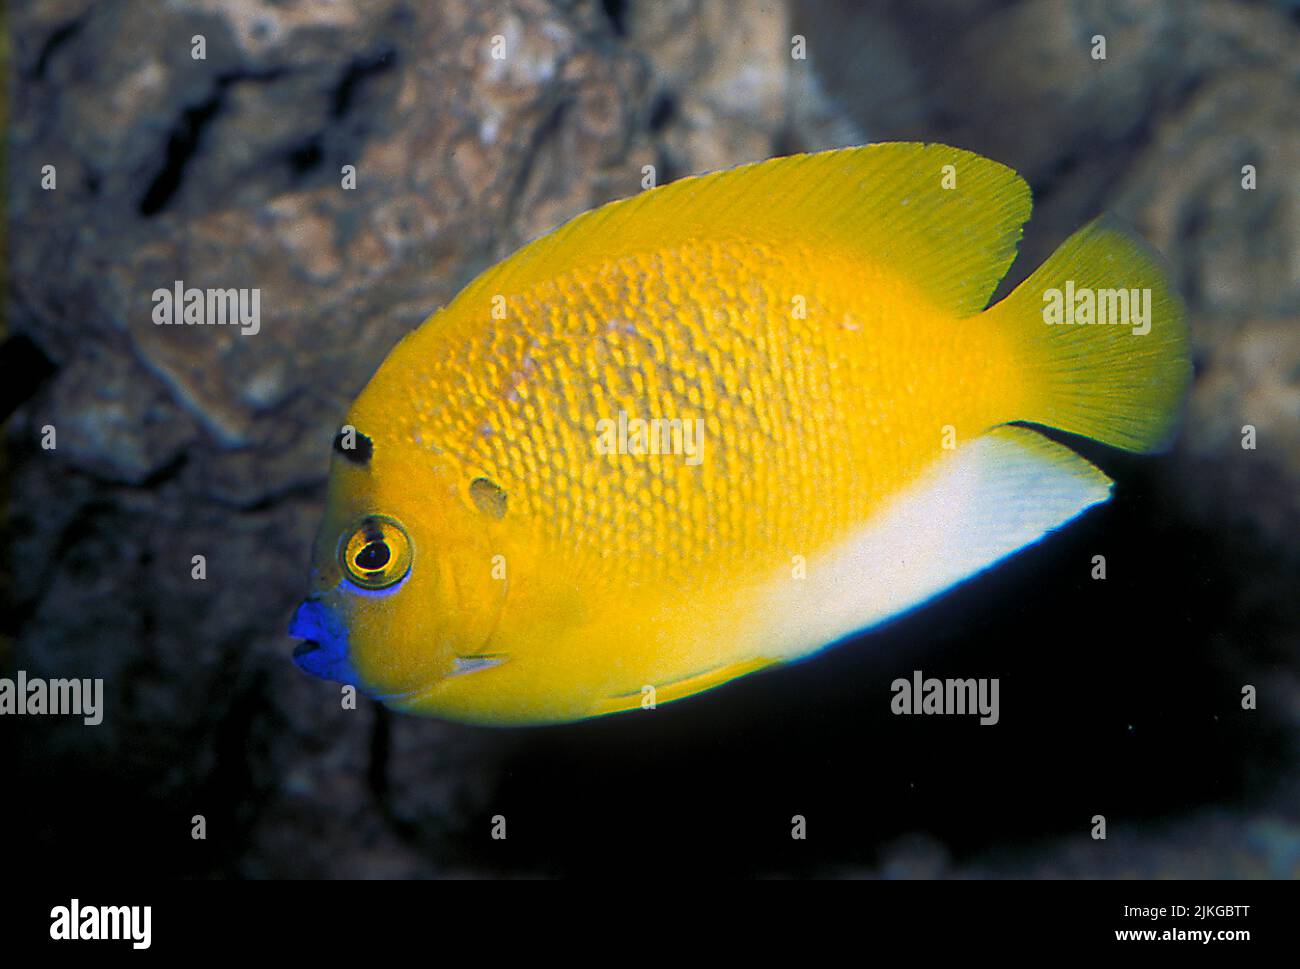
[470, 477, 508, 520]
[333, 427, 374, 466]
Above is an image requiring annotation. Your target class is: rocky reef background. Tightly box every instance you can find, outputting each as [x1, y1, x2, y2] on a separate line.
[4, 0, 1298, 878]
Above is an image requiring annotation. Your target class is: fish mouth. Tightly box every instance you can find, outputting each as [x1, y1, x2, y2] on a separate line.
[289, 599, 362, 687]
[288, 598, 428, 701]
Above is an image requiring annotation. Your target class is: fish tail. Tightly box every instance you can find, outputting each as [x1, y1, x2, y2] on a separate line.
[988, 215, 1190, 452]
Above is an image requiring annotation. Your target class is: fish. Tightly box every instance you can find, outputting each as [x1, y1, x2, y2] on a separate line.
[289, 142, 1189, 726]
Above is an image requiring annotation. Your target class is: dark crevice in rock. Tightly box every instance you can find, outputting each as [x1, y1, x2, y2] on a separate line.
[138, 68, 290, 217]
[331, 46, 398, 119]
[286, 134, 325, 176]
[653, 144, 679, 187]
[1176, 202, 1208, 311]
[2, 495, 119, 636]
[771, 123, 803, 158]
[138, 90, 225, 216]
[204, 476, 327, 513]
[0, 334, 58, 422]
[501, 95, 572, 230]
[31, 17, 84, 80]
[131, 450, 191, 490]
[647, 90, 676, 132]
[4, 452, 189, 635]
[1030, 145, 1089, 202]
[368, 704, 392, 803]
[601, 0, 629, 37]
[56, 448, 191, 492]
[282, 47, 398, 187]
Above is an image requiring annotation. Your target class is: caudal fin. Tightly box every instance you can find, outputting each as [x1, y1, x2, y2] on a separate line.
[988, 216, 1190, 453]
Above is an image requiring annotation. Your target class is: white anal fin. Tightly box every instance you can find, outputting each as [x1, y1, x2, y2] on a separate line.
[763, 425, 1113, 661]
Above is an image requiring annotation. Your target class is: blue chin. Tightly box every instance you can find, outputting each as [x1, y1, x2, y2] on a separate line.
[289, 599, 363, 688]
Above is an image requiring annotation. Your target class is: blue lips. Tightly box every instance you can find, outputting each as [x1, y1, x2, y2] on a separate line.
[289, 599, 362, 687]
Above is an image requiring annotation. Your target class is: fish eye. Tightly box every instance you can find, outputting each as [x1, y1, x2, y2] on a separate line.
[340, 516, 412, 590]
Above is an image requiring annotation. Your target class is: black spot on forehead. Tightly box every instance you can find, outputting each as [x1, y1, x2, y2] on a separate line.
[333, 427, 374, 466]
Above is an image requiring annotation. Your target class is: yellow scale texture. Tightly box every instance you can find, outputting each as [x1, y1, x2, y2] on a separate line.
[383, 237, 1012, 596]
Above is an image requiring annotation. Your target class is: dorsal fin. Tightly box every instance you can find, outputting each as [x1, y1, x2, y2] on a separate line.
[454, 143, 1032, 319]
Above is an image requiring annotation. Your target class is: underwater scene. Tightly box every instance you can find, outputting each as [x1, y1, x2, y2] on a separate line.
[3, 0, 1299, 910]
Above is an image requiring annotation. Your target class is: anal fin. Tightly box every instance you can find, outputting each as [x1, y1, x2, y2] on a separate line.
[592, 657, 775, 716]
[761, 425, 1113, 661]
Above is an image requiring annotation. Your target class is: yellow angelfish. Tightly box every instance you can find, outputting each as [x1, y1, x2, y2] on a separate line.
[290, 143, 1188, 725]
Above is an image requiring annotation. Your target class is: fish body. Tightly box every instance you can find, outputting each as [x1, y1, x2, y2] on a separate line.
[291, 143, 1188, 725]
